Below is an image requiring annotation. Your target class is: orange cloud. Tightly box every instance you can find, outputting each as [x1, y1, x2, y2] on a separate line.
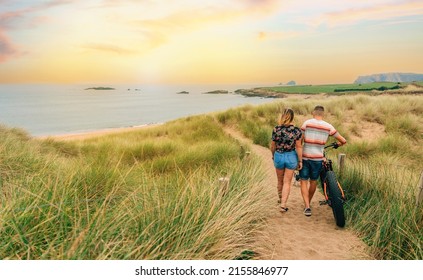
[126, 0, 280, 49]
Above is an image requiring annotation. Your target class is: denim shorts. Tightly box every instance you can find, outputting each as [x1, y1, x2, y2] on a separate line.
[299, 160, 323, 180]
[273, 151, 298, 170]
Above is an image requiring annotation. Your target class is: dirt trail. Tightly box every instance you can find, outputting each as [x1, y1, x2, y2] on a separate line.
[224, 127, 370, 260]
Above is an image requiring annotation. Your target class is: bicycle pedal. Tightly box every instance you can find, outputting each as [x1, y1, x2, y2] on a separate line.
[319, 200, 328, 205]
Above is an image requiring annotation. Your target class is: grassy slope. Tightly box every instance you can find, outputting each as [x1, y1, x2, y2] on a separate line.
[217, 94, 423, 259]
[267, 82, 402, 94]
[0, 116, 272, 260]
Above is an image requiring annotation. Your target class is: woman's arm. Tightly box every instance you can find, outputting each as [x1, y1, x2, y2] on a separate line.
[270, 141, 276, 159]
[295, 139, 303, 170]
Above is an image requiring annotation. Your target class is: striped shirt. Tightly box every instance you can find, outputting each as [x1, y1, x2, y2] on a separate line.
[301, 118, 339, 161]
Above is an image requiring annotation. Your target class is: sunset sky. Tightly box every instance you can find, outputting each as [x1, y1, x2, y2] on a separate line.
[1, 0, 422, 85]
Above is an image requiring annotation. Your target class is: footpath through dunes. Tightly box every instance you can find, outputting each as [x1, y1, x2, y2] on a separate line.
[224, 127, 370, 260]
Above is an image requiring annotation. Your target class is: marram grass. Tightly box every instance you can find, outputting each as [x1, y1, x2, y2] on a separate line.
[0, 116, 272, 259]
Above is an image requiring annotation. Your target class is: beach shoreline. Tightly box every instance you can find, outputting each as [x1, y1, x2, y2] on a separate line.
[37, 123, 163, 141]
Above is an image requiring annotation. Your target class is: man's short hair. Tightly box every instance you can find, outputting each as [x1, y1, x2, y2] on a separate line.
[313, 105, 324, 116]
[314, 105, 324, 112]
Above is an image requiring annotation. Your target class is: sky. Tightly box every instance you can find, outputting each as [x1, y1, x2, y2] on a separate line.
[0, 0, 422, 85]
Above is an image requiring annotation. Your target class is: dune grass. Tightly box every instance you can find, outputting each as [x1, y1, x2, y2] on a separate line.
[1, 93, 422, 260]
[0, 116, 272, 259]
[217, 94, 423, 259]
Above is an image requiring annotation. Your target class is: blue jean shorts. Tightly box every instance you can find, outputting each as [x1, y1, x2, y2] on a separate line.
[299, 160, 323, 180]
[273, 151, 298, 170]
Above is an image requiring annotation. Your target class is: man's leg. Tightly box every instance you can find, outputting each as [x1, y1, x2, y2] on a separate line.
[300, 179, 310, 209]
[308, 160, 323, 205]
[308, 180, 318, 204]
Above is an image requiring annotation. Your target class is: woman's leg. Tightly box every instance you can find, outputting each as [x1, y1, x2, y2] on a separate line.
[276, 168, 285, 202]
[281, 168, 295, 208]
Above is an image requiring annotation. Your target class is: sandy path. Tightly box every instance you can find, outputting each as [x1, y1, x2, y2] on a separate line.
[224, 127, 370, 260]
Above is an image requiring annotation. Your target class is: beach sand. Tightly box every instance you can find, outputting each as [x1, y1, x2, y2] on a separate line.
[37, 123, 163, 141]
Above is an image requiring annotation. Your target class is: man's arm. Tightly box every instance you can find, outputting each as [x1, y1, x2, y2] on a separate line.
[334, 134, 347, 146]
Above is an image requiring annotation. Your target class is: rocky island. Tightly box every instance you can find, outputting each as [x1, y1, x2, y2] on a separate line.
[177, 91, 189, 94]
[85, 87, 115, 90]
[234, 88, 284, 98]
[202, 90, 229, 94]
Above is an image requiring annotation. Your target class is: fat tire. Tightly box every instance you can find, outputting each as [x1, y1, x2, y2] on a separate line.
[325, 171, 345, 227]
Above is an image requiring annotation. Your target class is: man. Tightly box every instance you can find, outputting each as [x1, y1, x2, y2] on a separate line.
[299, 105, 347, 216]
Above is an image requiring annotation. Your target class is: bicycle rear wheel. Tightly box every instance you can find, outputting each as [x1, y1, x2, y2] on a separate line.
[325, 171, 345, 227]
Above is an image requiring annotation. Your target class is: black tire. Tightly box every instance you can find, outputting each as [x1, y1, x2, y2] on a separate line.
[325, 171, 345, 227]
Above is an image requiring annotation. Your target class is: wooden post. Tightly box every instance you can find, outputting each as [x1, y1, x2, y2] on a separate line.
[416, 170, 423, 207]
[337, 154, 346, 178]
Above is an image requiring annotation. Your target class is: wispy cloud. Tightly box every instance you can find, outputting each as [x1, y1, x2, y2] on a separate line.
[0, 30, 19, 62]
[81, 0, 280, 56]
[0, 0, 73, 29]
[0, 0, 73, 62]
[313, 0, 423, 27]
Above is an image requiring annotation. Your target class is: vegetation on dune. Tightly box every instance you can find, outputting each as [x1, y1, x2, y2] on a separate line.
[217, 94, 423, 259]
[0, 117, 271, 259]
[1, 93, 422, 260]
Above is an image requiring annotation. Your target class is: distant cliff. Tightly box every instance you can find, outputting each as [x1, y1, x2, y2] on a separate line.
[354, 73, 423, 84]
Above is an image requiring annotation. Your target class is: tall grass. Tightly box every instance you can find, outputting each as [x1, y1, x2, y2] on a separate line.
[0, 116, 272, 259]
[339, 157, 422, 259]
[216, 94, 423, 259]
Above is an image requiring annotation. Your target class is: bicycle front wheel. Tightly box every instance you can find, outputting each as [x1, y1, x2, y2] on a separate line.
[325, 171, 345, 227]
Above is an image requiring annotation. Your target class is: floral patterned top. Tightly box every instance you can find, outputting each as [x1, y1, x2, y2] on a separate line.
[271, 125, 302, 153]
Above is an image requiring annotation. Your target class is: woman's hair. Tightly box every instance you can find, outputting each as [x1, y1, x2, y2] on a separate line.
[278, 108, 294, 126]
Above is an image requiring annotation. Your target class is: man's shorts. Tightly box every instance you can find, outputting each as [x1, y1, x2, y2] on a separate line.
[299, 159, 323, 180]
[273, 151, 298, 170]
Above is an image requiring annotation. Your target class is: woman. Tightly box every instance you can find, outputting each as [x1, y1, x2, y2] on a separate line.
[270, 108, 302, 212]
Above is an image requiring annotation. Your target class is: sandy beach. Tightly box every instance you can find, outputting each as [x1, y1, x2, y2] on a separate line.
[37, 123, 163, 141]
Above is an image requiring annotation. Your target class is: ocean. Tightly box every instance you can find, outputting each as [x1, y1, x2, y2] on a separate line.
[0, 84, 277, 136]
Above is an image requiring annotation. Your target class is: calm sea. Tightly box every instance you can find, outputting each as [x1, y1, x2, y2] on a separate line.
[0, 84, 277, 136]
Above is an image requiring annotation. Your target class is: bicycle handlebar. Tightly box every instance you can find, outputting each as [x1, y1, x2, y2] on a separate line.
[324, 142, 339, 149]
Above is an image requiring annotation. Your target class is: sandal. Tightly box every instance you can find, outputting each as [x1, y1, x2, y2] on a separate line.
[280, 206, 289, 212]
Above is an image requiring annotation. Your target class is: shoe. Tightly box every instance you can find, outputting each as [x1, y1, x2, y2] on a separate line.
[304, 208, 312, 216]
[280, 206, 289, 213]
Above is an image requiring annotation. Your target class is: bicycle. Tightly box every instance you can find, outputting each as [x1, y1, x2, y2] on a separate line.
[319, 142, 346, 227]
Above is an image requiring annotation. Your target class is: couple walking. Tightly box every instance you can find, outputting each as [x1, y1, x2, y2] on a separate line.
[270, 105, 347, 216]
